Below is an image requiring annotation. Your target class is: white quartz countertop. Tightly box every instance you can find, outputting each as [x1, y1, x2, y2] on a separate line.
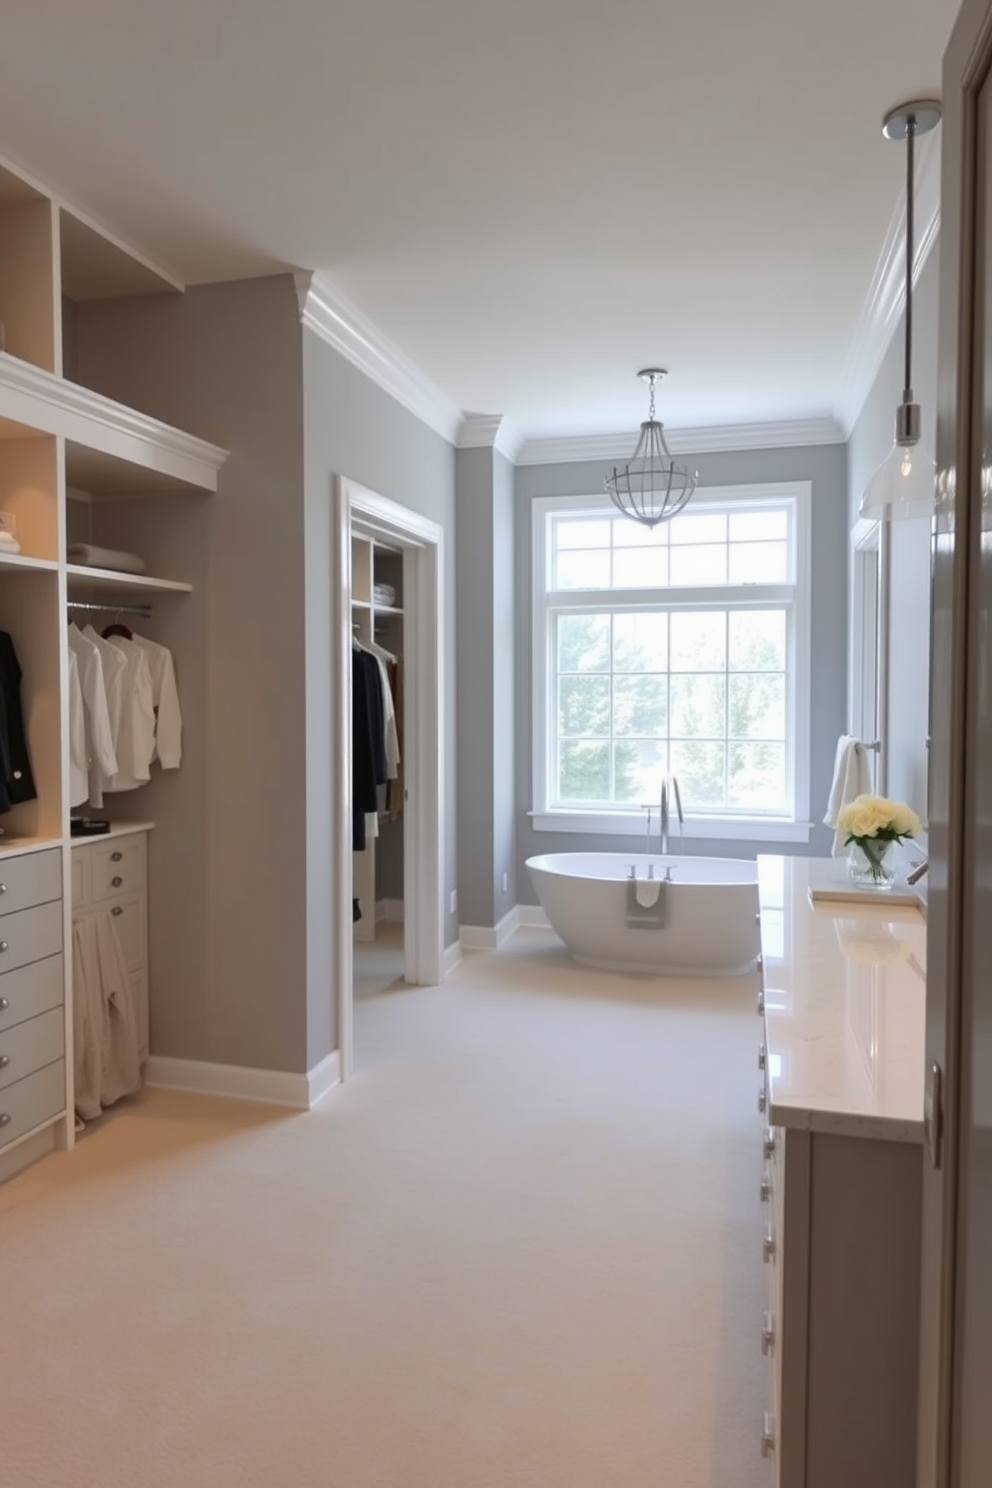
[757, 855, 926, 1144]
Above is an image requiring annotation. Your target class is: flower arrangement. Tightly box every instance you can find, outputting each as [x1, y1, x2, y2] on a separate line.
[837, 793, 922, 886]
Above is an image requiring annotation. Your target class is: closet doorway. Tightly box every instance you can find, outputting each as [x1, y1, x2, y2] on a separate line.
[333, 477, 444, 1080]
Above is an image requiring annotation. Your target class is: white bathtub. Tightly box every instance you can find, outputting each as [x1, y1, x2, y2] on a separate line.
[525, 852, 760, 977]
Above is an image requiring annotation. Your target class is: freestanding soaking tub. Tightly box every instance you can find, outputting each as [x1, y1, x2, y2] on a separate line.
[525, 852, 760, 976]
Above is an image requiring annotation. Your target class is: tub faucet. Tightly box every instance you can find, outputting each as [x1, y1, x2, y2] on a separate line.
[906, 857, 929, 885]
[660, 775, 683, 855]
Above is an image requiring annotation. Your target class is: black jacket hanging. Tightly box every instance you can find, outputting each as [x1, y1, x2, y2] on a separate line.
[352, 647, 387, 851]
[0, 631, 37, 814]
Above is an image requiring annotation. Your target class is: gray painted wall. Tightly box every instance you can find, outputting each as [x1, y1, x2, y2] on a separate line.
[301, 328, 458, 1068]
[74, 273, 458, 1077]
[75, 275, 309, 1072]
[514, 444, 848, 902]
[454, 444, 517, 929]
[847, 249, 938, 822]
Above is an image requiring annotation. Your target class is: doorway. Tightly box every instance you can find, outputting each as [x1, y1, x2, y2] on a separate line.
[333, 477, 444, 1080]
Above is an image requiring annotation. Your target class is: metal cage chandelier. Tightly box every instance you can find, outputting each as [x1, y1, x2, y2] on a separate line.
[605, 369, 697, 527]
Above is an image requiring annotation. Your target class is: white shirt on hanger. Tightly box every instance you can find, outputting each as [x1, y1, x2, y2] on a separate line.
[131, 632, 182, 768]
[102, 636, 156, 792]
[82, 625, 128, 807]
[67, 623, 117, 780]
[67, 648, 89, 808]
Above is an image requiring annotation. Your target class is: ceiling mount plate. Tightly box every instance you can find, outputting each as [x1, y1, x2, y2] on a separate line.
[882, 99, 942, 141]
[636, 367, 668, 384]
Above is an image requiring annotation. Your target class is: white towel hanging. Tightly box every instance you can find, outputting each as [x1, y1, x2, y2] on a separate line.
[823, 735, 871, 856]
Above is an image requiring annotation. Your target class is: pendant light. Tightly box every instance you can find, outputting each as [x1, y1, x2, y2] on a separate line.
[605, 369, 697, 527]
[860, 99, 942, 521]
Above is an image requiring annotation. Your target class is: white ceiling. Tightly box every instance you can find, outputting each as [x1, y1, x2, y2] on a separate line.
[0, 0, 960, 444]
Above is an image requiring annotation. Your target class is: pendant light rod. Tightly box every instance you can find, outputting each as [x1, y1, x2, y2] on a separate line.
[904, 113, 915, 402]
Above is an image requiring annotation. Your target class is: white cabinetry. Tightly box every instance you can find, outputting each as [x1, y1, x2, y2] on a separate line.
[0, 150, 227, 1180]
[755, 856, 925, 1487]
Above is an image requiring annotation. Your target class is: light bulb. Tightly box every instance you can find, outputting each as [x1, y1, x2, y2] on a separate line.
[860, 437, 935, 521]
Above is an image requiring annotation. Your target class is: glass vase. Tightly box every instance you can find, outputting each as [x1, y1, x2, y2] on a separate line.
[847, 837, 895, 890]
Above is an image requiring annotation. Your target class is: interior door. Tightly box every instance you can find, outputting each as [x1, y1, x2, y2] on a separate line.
[922, 3, 992, 1483]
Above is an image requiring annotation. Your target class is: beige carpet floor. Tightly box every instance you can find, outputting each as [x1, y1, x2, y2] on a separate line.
[0, 928, 769, 1488]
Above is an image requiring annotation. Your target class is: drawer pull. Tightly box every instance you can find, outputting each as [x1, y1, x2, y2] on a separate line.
[756, 952, 764, 970]
[762, 1312, 775, 1355]
[111, 906, 124, 917]
[757, 990, 764, 1016]
[763, 1228, 776, 1263]
[0, 941, 7, 953]
[761, 1413, 775, 1457]
[760, 1174, 771, 1204]
[0, 1112, 10, 1128]
[0, 882, 6, 894]
[763, 1127, 776, 1159]
[758, 1042, 766, 1071]
[0, 998, 8, 1012]
[111, 851, 123, 862]
[111, 876, 123, 888]
[0, 1054, 8, 1070]
[758, 1087, 767, 1114]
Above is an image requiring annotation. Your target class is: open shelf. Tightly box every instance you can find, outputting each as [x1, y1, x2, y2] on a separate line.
[0, 354, 228, 494]
[66, 566, 192, 599]
[0, 553, 57, 576]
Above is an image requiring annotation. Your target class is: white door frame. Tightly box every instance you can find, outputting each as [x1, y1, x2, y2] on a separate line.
[333, 476, 444, 1080]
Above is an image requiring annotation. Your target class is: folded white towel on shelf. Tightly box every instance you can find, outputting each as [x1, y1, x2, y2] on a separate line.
[67, 543, 145, 574]
[823, 735, 872, 856]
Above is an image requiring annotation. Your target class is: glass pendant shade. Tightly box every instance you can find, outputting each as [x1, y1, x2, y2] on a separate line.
[860, 413, 936, 521]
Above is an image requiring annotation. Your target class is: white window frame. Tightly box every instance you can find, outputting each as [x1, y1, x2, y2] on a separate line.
[530, 482, 813, 842]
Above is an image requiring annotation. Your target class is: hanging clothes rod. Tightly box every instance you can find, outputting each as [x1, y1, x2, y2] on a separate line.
[67, 599, 152, 619]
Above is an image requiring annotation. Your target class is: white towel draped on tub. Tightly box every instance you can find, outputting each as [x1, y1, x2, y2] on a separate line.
[72, 912, 142, 1121]
[823, 735, 872, 856]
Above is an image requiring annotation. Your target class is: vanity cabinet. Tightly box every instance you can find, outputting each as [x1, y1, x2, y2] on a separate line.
[755, 856, 926, 1487]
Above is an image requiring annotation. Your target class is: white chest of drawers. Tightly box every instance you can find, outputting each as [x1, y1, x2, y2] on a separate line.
[71, 825, 151, 1063]
[0, 847, 67, 1157]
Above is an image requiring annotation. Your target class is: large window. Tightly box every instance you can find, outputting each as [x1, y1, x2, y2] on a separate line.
[532, 484, 811, 840]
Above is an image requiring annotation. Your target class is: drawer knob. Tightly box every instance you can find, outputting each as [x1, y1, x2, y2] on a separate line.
[0, 1054, 8, 1069]
[757, 990, 764, 1016]
[763, 1127, 776, 1158]
[0, 1112, 10, 1127]
[111, 851, 123, 862]
[111, 876, 123, 888]
[0, 882, 6, 894]
[761, 1413, 775, 1457]
[763, 1228, 776, 1263]
[111, 906, 124, 917]
[761, 1312, 775, 1356]
[760, 1175, 771, 1204]
[758, 1042, 766, 1071]
[758, 1087, 767, 1114]
[0, 941, 7, 953]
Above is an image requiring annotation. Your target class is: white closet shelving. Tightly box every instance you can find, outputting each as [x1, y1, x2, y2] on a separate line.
[351, 533, 403, 942]
[0, 151, 228, 1182]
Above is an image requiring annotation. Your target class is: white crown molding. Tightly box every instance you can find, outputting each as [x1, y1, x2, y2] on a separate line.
[836, 125, 941, 436]
[0, 353, 229, 489]
[457, 414, 526, 462]
[296, 270, 463, 445]
[516, 416, 845, 466]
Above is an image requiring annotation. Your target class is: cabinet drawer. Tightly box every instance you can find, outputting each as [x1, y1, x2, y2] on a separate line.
[88, 837, 146, 906]
[0, 900, 63, 973]
[70, 850, 88, 906]
[0, 1006, 64, 1092]
[0, 1058, 65, 1151]
[0, 849, 62, 917]
[0, 952, 63, 1034]
[102, 893, 145, 971]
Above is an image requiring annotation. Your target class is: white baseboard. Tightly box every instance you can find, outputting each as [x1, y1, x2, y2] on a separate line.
[145, 1055, 339, 1111]
[516, 904, 550, 928]
[307, 1051, 342, 1107]
[441, 940, 462, 977]
[461, 906, 546, 949]
[375, 898, 405, 923]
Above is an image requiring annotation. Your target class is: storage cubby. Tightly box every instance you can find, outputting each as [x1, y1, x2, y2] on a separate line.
[0, 165, 57, 375]
[0, 432, 59, 561]
[0, 569, 64, 848]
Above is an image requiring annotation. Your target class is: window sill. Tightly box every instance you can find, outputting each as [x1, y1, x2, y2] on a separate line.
[529, 811, 814, 844]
